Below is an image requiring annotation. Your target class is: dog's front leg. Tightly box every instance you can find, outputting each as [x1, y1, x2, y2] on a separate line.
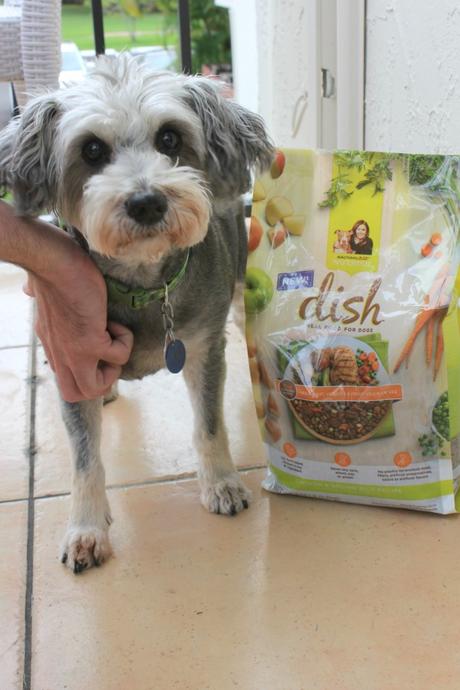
[184, 337, 252, 515]
[60, 398, 112, 573]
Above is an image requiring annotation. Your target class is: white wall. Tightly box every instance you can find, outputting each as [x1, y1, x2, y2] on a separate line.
[222, 0, 460, 154]
[219, 0, 317, 148]
[254, 0, 317, 147]
[365, 0, 460, 154]
[223, 0, 363, 150]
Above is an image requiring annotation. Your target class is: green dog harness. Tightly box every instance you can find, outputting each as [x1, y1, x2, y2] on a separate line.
[104, 248, 190, 373]
[104, 249, 190, 310]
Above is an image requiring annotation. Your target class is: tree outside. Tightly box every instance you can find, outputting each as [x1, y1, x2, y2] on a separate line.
[62, 0, 232, 78]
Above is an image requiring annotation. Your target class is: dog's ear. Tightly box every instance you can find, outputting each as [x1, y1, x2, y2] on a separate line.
[183, 77, 274, 198]
[0, 119, 17, 197]
[0, 94, 60, 215]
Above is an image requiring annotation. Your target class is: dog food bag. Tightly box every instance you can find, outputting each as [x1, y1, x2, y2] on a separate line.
[245, 149, 460, 513]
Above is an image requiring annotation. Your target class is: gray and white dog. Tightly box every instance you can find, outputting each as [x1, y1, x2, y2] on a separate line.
[0, 56, 273, 573]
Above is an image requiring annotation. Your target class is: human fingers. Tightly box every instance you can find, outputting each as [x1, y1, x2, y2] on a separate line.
[23, 273, 35, 297]
[54, 365, 86, 404]
[67, 358, 120, 401]
[104, 321, 134, 365]
[96, 362, 123, 391]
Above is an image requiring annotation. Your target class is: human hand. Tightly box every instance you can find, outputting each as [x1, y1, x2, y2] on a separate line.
[24, 231, 133, 402]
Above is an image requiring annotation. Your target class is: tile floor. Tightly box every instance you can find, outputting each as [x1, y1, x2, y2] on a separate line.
[1, 261, 460, 690]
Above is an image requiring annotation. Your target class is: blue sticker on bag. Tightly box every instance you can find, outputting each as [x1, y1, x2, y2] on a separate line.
[277, 271, 314, 291]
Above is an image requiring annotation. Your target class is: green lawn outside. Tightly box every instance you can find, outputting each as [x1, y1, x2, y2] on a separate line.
[61, 5, 177, 52]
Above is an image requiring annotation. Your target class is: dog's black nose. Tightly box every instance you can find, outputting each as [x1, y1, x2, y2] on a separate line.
[125, 191, 168, 226]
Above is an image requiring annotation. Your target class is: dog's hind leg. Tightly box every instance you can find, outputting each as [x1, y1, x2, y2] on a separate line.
[184, 336, 252, 515]
[60, 398, 112, 573]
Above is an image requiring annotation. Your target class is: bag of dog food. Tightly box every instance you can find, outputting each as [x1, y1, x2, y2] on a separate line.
[245, 149, 460, 513]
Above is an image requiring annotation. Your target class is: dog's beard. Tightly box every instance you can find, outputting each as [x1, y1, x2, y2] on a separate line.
[77, 162, 211, 264]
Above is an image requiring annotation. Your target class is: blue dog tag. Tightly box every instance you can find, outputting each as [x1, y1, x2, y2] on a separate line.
[165, 338, 186, 373]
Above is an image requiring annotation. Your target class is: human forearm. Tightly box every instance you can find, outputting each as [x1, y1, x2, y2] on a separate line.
[0, 200, 82, 279]
[0, 199, 50, 272]
[0, 199, 133, 401]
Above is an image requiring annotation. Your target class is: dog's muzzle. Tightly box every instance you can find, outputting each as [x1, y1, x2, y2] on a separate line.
[124, 191, 168, 227]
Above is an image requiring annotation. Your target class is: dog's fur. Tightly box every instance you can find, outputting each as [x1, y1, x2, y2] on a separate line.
[333, 229, 353, 254]
[0, 56, 274, 573]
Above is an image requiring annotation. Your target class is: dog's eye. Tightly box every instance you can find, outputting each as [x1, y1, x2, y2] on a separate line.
[81, 138, 111, 166]
[156, 128, 181, 156]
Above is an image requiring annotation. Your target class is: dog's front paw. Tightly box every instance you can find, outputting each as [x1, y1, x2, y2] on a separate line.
[61, 526, 112, 574]
[201, 473, 252, 516]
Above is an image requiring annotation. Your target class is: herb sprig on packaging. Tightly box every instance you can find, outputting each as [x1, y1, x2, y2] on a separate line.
[319, 151, 458, 209]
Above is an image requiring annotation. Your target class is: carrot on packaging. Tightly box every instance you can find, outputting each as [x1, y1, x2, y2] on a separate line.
[393, 308, 437, 372]
[433, 312, 446, 381]
[425, 314, 436, 365]
[421, 243, 433, 257]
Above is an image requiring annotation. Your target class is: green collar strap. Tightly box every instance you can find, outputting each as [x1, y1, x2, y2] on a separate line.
[105, 250, 190, 310]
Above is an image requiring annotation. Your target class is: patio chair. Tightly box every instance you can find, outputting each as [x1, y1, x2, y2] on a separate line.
[0, 0, 61, 107]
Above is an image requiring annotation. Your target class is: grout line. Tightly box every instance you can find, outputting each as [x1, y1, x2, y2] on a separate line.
[0, 343, 30, 351]
[239, 464, 268, 474]
[0, 496, 28, 506]
[22, 326, 37, 690]
[33, 491, 70, 502]
[30, 464, 269, 503]
[104, 466, 266, 492]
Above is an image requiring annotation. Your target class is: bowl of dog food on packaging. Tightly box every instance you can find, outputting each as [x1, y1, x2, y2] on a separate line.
[282, 335, 392, 445]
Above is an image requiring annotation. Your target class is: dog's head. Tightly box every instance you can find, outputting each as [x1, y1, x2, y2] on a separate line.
[0, 55, 274, 263]
[335, 229, 352, 247]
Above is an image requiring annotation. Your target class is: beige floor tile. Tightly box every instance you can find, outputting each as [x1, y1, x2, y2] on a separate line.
[0, 262, 32, 348]
[0, 347, 29, 501]
[32, 470, 460, 690]
[34, 319, 265, 497]
[0, 502, 27, 690]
